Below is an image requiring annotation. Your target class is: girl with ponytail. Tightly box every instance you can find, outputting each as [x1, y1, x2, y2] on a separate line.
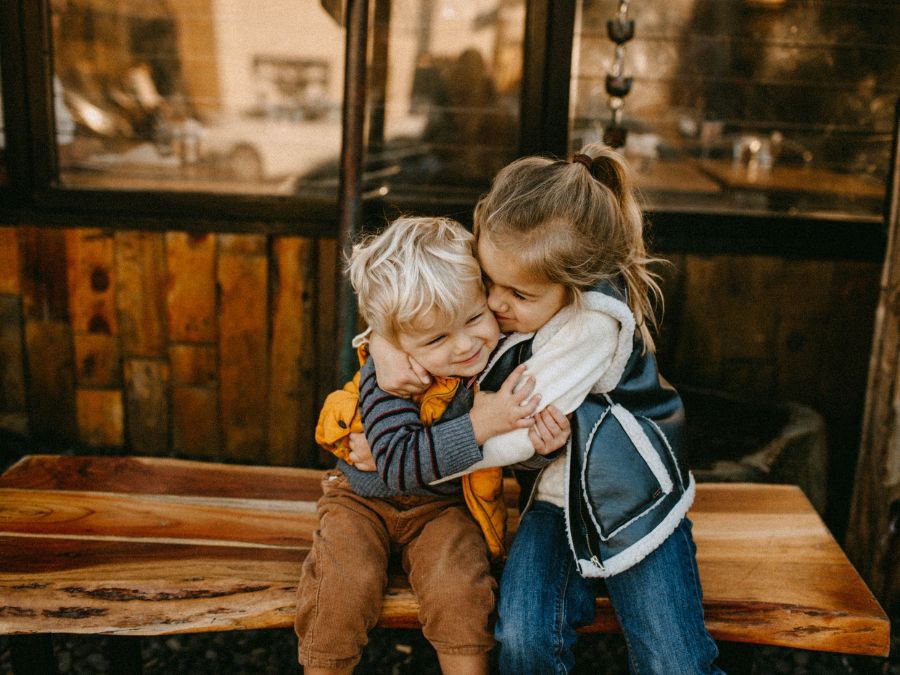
[366, 144, 724, 673]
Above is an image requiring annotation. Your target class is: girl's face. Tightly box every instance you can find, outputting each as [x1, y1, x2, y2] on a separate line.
[477, 237, 569, 334]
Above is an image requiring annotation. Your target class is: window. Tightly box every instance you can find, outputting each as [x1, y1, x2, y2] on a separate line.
[569, 0, 898, 220]
[52, 0, 345, 195]
[293, 0, 527, 206]
[365, 0, 526, 203]
[48, 0, 527, 205]
[0, 49, 5, 185]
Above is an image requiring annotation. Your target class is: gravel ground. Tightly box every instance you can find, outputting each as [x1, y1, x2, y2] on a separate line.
[1, 619, 896, 674]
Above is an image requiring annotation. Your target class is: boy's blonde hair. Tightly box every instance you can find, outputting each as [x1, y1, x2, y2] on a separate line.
[348, 216, 483, 340]
[473, 142, 662, 351]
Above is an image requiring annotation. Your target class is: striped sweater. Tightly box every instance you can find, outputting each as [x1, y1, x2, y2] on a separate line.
[336, 357, 485, 498]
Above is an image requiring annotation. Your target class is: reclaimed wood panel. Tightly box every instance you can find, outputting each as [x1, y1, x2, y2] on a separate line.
[123, 359, 170, 455]
[171, 387, 219, 458]
[313, 238, 339, 467]
[165, 233, 216, 343]
[75, 389, 124, 447]
[73, 333, 121, 388]
[169, 345, 219, 458]
[0, 226, 20, 294]
[218, 236, 268, 461]
[18, 228, 69, 321]
[0, 456, 889, 656]
[23, 321, 77, 441]
[0, 296, 27, 435]
[169, 345, 217, 386]
[268, 237, 316, 466]
[65, 229, 118, 336]
[115, 232, 166, 358]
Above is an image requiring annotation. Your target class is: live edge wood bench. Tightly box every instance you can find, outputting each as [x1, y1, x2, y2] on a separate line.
[0, 454, 890, 672]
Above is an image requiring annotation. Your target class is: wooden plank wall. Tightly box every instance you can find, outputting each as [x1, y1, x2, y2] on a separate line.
[0, 225, 332, 469]
[656, 253, 881, 531]
[0, 225, 882, 499]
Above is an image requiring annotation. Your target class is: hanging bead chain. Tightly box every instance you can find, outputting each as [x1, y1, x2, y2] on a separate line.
[603, 0, 634, 148]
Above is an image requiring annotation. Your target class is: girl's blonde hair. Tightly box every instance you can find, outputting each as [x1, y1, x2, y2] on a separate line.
[348, 216, 483, 339]
[473, 142, 663, 351]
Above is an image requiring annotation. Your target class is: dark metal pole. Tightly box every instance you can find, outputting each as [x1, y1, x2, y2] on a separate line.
[336, 0, 369, 387]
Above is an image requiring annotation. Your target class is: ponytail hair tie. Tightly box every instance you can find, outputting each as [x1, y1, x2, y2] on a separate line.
[572, 153, 593, 170]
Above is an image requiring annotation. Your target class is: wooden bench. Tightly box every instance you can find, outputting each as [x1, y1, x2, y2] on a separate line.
[0, 454, 890, 669]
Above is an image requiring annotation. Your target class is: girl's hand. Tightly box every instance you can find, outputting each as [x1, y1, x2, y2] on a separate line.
[368, 332, 431, 397]
[470, 364, 540, 444]
[348, 433, 376, 471]
[528, 405, 571, 455]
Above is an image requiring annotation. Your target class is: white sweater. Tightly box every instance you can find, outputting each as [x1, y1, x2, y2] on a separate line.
[434, 291, 636, 505]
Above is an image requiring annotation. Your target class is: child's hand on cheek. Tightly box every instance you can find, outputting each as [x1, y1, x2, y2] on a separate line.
[528, 405, 570, 455]
[469, 364, 540, 444]
[369, 332, 431, 397]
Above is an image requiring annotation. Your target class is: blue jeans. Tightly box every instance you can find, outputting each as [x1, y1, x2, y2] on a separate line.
[496, 500, 724, 675]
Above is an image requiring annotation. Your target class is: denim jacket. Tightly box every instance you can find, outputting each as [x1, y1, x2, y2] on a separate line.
[480, 280, 695, 578]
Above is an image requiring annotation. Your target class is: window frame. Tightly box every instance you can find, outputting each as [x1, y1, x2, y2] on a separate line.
[0, 0, 888, 261]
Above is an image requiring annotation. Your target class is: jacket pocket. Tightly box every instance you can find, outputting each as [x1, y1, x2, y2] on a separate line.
[576, 398, 675, 541]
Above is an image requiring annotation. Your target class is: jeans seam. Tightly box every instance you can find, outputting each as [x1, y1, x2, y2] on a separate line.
[677, 522, 705, 604]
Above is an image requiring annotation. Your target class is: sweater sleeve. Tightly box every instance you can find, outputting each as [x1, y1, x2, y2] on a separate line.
[358, 359, 483, 491]
[433, 307, 621, 481]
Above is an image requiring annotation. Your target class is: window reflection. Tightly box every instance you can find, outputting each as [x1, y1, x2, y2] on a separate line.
[51, 0, 525, 200]
[569, 0, 898, 219]
[299, 0, 525, 201]
[0, 49, 5, 185]
[53, 0, 345, 194]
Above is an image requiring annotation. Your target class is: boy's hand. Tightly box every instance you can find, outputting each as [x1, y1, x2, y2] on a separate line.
[348, 433, 376, 471]
[528, 405, 571, 455]
[470, 364, 540, 444]
[368, 332, 431, 397]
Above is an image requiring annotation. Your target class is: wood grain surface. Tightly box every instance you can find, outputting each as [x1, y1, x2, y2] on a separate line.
[0, 455, 889, 656]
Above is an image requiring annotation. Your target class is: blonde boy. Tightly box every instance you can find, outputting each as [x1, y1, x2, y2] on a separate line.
[295, 217, 566, 675]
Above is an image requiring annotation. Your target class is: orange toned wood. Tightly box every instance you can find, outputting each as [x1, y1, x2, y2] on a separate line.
[123, 359, 170, 455]
[115, 232, 166, 358]
[218, 238, 268, 460]
[75, 389, 124, 446]
[0, 456, 889, 655]
[0, 455, 323, 502]
[171, 386, 219, 458]
[65, 229, 118, 336]
[169, 344, 217, 386]
[314, 238, 339, 466]
[23, 322, 77, 440]
[268, 237, 316, 466]
[165, 233, 216, 343]
[0, 226, 20, 294]
[73, 333, 122, 388]
[316, 238, 339, 400]
[18, 228, 69, 321]
[0, 296, 27, 421]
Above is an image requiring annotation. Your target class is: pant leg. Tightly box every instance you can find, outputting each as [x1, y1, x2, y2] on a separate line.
[604, 517, 725, 675]
[295, 472, 392, 670]
[401, 502, 496, 656]
[495, 501, 599, 675]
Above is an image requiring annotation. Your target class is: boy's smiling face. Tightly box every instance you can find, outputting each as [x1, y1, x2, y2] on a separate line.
[396, 280, 500, 378]
[477, 237, 569, 334]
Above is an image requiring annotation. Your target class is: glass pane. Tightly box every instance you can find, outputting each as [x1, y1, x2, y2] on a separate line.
[53, 0, 345, 195]
[303, 0, 525, 202]
[569, 0, 899, 219]
[0, 47, 6, 185]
